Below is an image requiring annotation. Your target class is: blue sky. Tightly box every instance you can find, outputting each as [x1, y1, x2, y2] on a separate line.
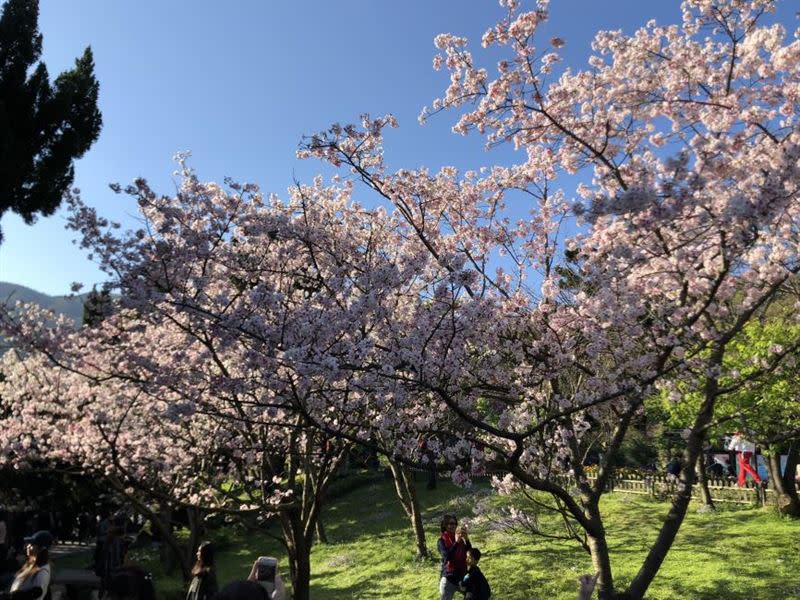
[1, 1, 796, 295]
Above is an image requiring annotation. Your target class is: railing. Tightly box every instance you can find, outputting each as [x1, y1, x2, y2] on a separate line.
[408, 466, 784, 506]
[590, 473, 773, 506]
[404, 459, 799, 507]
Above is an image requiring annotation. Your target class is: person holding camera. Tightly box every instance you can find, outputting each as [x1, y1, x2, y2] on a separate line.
[438, 514, 471, 600]
[247, 556, 285, 600]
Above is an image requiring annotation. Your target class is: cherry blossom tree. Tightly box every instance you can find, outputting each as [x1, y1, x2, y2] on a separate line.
[0, 344, 218, 580]
[3, 2, 800, 599]
[0, 285, 351, 598]
[0, 164, 418, 600]
[297, 1, 800, 597]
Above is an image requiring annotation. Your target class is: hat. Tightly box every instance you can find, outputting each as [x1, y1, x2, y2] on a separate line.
[24, 530, 54, 549]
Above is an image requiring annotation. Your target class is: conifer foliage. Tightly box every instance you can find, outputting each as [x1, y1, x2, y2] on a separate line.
[0, 0, 101, 242]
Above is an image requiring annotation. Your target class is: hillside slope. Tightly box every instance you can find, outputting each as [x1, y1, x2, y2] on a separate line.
[0, 281, 87, 324]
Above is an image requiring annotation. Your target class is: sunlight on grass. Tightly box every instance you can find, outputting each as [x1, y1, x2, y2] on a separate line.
[114, 476, 799, 599]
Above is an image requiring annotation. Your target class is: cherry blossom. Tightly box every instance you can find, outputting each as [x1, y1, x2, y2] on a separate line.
[3, 2, 800, 599]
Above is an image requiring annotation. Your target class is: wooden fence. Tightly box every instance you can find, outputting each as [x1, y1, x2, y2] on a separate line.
[588, 474, 773, 506]
[409, 467, 783, 506]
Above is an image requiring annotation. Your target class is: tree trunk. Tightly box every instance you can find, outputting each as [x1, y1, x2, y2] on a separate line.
[315, 517, 328, 544]
[695, 453, 715, 510]
[425, 450, 437, 490]
[766, 447, 800, 517]
[281, 507, 312, 600]
[285, 539, 312, 600]
[625, 459, 697, 599]
[110, 484, 192, 581]
[185, 507, 205, 576]
[624, 348, 722, 600]
[584, 504, 616, 600]
[338, 447, 350, 476]
[388, 460, 429, 558]
[401, 468, 429, 559]
[277, 434, 349, 599]
[587, 530, 616, 599]
[287, 542, 311, 600]
[151, 507, 192, 580]
[568, 402, 641, 599]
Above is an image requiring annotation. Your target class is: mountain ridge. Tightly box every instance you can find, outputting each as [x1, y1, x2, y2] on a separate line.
[0, 281, 87, 325]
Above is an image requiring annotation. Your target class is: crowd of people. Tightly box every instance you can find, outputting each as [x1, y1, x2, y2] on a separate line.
[0, 506, 603, 600]
[0, 505, 286, 600]
[0, 526, 286, 600]
[98, 552, 287, 600]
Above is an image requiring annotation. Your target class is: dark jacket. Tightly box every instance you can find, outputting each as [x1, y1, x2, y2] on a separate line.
[186, 569, 218, 600]
[461, 565, 491, 600]
[666, 459, 681, 476]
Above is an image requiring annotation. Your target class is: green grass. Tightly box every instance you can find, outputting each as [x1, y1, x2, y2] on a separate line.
[69, 476, 800, 599]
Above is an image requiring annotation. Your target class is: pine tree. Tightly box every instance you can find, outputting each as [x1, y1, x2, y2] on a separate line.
[0, 0, 102, 242]
[82, 286, 111, 327]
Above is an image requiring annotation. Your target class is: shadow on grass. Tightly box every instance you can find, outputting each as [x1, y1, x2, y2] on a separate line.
[662, 576, 794, 600]
[130, 477, 799, 600]
[310, 561, 437, 599]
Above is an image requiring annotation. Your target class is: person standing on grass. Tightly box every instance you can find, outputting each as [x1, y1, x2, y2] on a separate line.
[97, 515, 129, 592]
[665, 456, 681, 478]
[438, 514, 471, 600]
[459, 547, 490, 600]
[727, 432, 762, 487]
[186, 541, 218, 600]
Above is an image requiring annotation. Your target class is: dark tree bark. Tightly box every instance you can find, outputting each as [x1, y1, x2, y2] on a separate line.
[388, 459, 429, 559]
[274, 429, 350, 600]
[114, 488, 195, 582]
[625, 346, 723, 600]
[186, 507, 205, 571]
[582, 402, 639, 599]
[280, 506, 313, 600]
[695, 453, 716, 510]
[584, 507, 615, 600]
[315, 517, 328, 544]
[766, 445, 799, 517]
[151, 506, 189, 580]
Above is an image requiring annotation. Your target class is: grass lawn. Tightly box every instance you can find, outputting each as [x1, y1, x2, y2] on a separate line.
[111, 476, 799, 599]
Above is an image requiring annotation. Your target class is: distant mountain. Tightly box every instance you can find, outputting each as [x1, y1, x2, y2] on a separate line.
[0, 281, 87, 325]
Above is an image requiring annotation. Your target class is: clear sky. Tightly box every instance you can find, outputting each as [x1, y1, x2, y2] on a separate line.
[1, 1, 796, 295]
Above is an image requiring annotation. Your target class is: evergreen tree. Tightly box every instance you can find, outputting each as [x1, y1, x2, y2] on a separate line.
[82, 286, 111, 326]
[0, 0, 102, 242]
